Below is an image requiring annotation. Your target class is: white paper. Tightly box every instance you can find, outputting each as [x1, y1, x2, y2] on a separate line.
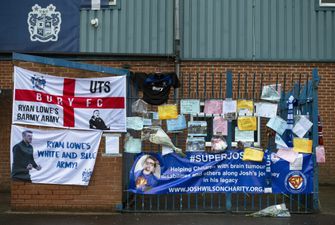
[223, 100, 237, 114]
[276, 149, 299, 163]
[162, 146, 174, 155]
[105, 136, 120, 154]
[255, 102, 278, 118]
[267, 116, 287, 135]
[293, 116, 313, 138]
[275, 134, 289, 149]
[289, 154, 303, 170]
[126, 117, 144, 130]
[91, 0, 101, 10]
[234, 127, 254, 142]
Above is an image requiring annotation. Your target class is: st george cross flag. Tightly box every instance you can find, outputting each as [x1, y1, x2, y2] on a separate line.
[13, 66, 126, 132]
[10, 125, 102, 185]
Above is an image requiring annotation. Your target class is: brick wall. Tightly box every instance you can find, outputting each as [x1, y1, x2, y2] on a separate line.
[1, 59, 334, 212]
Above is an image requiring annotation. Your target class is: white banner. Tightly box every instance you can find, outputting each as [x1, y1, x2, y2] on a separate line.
[10, 125, 102, 185]
[13, 66, 126, 132]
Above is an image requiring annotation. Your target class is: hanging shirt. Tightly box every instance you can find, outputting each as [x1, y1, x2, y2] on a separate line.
[131, 72, 180, 105]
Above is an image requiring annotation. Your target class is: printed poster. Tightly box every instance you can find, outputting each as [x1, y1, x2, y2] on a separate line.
[10, 125, 102, 185]
[13, 66, 126, 132]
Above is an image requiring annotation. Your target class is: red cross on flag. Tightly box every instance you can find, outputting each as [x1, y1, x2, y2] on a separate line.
[12, 66, 126, 132]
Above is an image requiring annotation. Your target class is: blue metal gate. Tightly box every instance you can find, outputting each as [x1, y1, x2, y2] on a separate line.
[123, 69, 320, 213]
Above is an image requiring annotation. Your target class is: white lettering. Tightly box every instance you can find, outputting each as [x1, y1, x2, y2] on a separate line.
[68, 98, 74, 107]
[97, 99, 103, 107]
[86, 99, 92, 107]
[36, 93, 42, 101]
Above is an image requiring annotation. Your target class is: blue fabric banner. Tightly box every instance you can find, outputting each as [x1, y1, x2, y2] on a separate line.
[0, 0, 81, 52]
[129, 150, 268, 194]
[271, 153, 314, 194]
[129, 150, 314, 195]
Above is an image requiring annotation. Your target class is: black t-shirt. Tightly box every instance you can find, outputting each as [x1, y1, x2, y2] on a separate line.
[131, 72, 180, 105]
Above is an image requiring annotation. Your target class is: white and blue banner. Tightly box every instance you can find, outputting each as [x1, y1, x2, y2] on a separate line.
[13, 66, 127, 132]
[129, 150, 313, 194]
[10, 125, 102, 185]
[271, 153, 314, 194]
[0, 0, 81, 52]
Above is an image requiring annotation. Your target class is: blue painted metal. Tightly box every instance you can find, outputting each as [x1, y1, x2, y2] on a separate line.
[12, 52, 128, 75]
[225, 70, 233, 212]
[123, 69, 319, 213]
[312, 68, 320, 211]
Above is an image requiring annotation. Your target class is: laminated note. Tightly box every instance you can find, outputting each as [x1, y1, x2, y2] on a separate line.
[316, 145, 326, 163]
[223, 99, 237, 114]
[105, 136, 120, 154]
[126, 117, 144, 130]
[289, 154, 303, 171]
[238, 116, 257, 131]
[158, 104, 178, 120]
[180, 99, 200, 115]
[293, 138, 312, 154]
[237, 100, 254, 116]
[276, 149, 299, 163]
[166, 115, 187, 132]
[204, 100, 223, 114]
[243, 147, 264, 162]
[235, 127, 254, 142]
[293, 116, 313, 138]
[213, 116, 228, 136]
[124, 135, 142, 154]
[267, 116, 287, 135]
[254, 102, 278, 118]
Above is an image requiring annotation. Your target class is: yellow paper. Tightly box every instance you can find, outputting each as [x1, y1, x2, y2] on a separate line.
[158, 104, 178, 120]
[237, 100, 254, 114]
[238, 116, 257, 131]
[243, 147, 264, 162]
[293, 138, 312, 154]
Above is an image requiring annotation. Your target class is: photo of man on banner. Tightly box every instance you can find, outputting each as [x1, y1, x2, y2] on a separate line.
[11, 130, 42, 182]
[134, 155, 161, 192]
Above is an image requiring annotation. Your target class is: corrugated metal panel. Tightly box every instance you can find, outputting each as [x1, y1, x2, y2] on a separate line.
[80, 0, 174, 55]
[181, 0, 254, 60]
[181, 0, 335, 61]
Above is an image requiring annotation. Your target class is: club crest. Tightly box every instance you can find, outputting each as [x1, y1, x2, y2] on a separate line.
[27, 4, 61, 42]
[31, 75, 46, 90]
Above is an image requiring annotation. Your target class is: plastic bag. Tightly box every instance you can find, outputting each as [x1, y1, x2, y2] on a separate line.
[247, 203, 291, 217]
[132, 99, 148, 114]
[124, 133, 142, 153]
[210, 136, 227, 152]
[261, 84, 281, 102]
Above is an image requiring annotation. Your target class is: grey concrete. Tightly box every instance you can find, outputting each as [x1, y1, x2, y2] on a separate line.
[1, 185, 335, 225]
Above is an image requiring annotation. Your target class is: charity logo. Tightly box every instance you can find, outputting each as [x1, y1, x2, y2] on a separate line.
[27, 4, 62, 42]
[285, 171, 307, 193]
[31, 75, 46, 90]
